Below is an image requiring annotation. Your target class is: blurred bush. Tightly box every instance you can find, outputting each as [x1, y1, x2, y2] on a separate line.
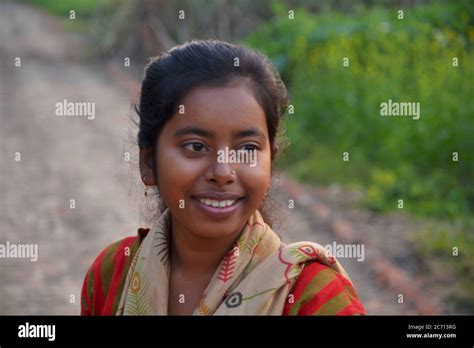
[246, 0, 474, 221]
[25, 0, 112, 17]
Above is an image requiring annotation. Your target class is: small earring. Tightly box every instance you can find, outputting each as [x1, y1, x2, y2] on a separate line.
[231, 170, 236, 175]
[143, 175, 148, 196]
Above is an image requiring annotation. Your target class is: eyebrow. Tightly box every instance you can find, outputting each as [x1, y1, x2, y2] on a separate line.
[174, 126, 213, 138]
[233, 127, 266, 140]
[173, 126, 266, 140]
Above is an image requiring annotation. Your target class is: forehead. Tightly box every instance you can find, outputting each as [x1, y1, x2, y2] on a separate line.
[171, 84, 267, 133]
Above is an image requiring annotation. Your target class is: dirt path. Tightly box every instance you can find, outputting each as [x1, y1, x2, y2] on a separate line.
[0, 2, 454, 315]
[0, 2, 139, 314]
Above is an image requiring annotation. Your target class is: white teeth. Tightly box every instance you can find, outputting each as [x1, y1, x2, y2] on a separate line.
[199, 198, 237, 208]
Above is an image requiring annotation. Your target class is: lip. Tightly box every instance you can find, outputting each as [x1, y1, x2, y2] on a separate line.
[191, 192, 245, 219]
[192, 192, 243, 200]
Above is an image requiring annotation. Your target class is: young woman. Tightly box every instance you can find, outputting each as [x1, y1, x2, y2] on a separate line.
[81, 40, 365, 316]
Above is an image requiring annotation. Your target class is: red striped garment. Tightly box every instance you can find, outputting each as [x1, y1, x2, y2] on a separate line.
[81, 232, 365, 316]
[81, 230, 147, 315]
[283, 261, 365, 315]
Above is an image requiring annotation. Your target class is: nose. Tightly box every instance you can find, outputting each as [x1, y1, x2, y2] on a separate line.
[205, 160, 235, 186]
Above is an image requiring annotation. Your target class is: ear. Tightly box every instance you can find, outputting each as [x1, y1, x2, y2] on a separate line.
[139, 146, 156, 186]
[271, 143, 279, 159]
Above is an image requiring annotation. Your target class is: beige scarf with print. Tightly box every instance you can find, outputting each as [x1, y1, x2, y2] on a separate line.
[116, 209, 351, 315]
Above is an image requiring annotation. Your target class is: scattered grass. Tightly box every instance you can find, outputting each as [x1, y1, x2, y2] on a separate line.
[411, 222, 474, 311]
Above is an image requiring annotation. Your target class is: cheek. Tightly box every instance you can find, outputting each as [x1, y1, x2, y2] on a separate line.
[155, 146, 201, 203]
[238, 152, 272, 199]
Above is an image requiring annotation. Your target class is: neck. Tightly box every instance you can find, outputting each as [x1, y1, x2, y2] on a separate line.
[169, 219, 242, 278]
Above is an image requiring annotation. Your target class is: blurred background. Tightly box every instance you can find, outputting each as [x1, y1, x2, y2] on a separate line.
[0, 0, 473, 315]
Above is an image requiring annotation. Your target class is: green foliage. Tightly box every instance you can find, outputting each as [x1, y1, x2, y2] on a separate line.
[247, 1, 474, 220]
[24, 0, 111, 18]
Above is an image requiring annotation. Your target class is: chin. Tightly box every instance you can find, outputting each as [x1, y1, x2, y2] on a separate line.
[188, 219, 244, 240]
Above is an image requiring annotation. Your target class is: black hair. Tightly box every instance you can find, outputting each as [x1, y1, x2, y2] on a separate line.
[135, 39, 288, 160]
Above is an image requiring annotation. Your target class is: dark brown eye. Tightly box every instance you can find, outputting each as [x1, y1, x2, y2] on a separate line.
[240, 144, 259, 152]
[184, 142, 207, 152]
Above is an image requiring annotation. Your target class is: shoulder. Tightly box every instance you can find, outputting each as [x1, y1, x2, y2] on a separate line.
[283, 261, 365, 316]
[80, 228, 149, 315]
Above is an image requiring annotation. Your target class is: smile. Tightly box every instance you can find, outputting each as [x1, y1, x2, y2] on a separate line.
[192, 193, 244, 219]
[199, 198, 237, 208]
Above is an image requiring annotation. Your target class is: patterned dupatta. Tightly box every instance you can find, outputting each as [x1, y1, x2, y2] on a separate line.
[116, 209, 351, 315]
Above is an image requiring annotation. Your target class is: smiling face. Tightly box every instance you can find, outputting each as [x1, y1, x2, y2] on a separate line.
[143, 83, 272, 240]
